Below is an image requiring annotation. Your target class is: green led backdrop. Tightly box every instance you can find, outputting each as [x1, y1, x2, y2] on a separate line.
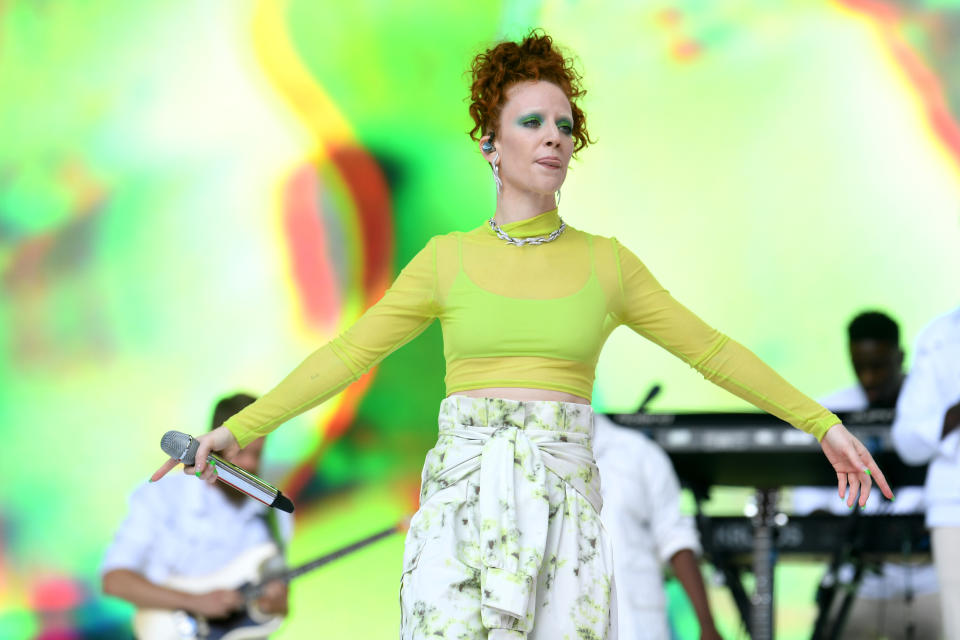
[1, 0, 959, 638]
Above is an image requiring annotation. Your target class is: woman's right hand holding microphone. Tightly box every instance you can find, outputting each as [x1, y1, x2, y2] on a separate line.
[151, 426, 240, 484]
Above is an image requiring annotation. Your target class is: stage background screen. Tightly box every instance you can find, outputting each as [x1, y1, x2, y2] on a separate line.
[1, 0, 958, 638]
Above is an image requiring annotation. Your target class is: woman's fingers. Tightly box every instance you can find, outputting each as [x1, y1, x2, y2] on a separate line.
[850, 441, 876, 506]
[858, 468, 873, 507]
[194, 436, 212, 475]
[841, 446, 869, 506]
[856, 442, 894, 500]
[200, 463, 218, 484]
[184, 463, 217, 483]
[183, 434, 214, 478]
[870, 462, 893, 500]
[822, 423, 895, 506]
[151, 458, 179, 482]
[845, 470, 861, 508]
[171, 428, 238, 485]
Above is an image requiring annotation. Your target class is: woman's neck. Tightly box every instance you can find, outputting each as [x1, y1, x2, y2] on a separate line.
[493, 189, 557, 225]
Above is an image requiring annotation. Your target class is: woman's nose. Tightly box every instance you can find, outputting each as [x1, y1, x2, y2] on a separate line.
[544, 125, 563, 146]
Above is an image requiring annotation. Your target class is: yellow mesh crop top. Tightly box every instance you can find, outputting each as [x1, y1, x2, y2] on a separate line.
[224, 209, 839, 447]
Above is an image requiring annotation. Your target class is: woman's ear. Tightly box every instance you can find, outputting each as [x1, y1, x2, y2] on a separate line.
[480, 133, 496, 157]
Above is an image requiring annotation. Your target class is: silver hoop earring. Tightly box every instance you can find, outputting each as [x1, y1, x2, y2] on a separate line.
[491, 152, 502, 195]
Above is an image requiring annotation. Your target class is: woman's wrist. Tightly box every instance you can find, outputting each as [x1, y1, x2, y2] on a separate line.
[215, 423, 242, 450]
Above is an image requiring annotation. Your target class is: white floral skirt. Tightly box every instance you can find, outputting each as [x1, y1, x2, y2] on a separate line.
[400, 396, 616, 639]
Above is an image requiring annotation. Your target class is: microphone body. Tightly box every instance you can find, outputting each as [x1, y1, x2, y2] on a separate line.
[160, 431, 294, 513]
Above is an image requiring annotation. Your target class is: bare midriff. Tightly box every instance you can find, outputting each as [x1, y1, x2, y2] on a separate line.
[449, 387, 590, 406]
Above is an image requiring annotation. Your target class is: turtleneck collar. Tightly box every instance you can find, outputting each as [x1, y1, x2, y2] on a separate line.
[489, 209, 562, 238]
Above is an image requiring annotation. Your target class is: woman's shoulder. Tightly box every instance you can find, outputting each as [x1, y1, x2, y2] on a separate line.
[423, 230, 470, 251]
[564, 225, 622, 256]
[557, 222, 610, 242]
[426, 224, 483, 240]
[428, 222, 497, 247]
[575, 226, 616, 243]
[409, 231, 461, 253]
[406, 230, 468, 269]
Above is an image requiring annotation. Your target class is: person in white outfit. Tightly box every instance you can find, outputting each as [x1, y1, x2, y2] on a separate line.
[101, 393, 293, 628]
[593, 412, 722, 639]
[792, 311, 940, 639]
[892, 306, 960, 639]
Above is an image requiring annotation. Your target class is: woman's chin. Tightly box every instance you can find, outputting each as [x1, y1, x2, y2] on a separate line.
[530, 182, 566, 198]
[501, 177, 565, 202]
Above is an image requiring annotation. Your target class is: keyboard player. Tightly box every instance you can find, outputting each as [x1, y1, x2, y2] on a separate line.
[792, 311, 939, 638]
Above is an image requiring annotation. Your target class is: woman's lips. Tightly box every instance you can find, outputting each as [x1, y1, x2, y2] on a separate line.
[536, 158, 562, 169]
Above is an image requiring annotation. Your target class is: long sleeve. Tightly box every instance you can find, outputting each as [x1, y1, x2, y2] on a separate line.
[224, 238, 439, 448]
[611, 238, 838, 440]
[892, 320, 960, 465]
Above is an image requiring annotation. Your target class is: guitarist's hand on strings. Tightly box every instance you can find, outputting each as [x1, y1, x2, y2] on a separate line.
[255, 580, 289, 616]
[151, 426, 241, 485]
[190, 588, 245, 619]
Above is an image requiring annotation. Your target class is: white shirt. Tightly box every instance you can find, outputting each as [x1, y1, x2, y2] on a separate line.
[893, 306, 960, 528]
[819, 385, 869, 412]
[792, 385, 938, 598]
[593, 414, 701, 640]
[101, 473, 294, 585]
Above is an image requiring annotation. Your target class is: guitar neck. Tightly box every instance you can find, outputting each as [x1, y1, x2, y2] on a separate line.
[246, 523, 402, 598]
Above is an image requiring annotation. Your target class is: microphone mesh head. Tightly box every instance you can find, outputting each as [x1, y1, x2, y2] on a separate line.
[160, 430, 192, 459]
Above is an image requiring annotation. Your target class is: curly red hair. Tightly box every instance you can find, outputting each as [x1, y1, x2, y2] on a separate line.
[468, 30, 593, 154]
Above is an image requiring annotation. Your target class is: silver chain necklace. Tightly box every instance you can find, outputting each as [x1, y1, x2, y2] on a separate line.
[487, 217, 567, 246]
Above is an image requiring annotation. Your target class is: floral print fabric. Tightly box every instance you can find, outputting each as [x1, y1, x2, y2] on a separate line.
[400, 397, 616, 639]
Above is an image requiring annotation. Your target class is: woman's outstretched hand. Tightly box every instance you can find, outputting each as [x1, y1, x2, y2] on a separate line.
[820, 423, 894, 507]
[150, 426, 241, 485]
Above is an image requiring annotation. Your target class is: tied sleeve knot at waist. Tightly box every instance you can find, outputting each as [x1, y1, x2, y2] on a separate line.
[419, 397, 602, 636]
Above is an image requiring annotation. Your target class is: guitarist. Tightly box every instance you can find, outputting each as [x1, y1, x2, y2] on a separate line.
[101, 393, 293, 634]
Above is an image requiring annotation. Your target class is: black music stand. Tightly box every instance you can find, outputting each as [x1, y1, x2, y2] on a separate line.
[693, 486, 780, 640]
[810, 504, 925, 640]
[809, 499, 869, 640]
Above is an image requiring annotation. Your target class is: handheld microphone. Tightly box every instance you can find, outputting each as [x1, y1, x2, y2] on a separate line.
[160, 430, 294, 513]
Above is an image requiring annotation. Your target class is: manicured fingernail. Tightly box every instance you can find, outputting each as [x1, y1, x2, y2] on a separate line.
[864, 469, 871, 476]
[860, 505, 866, 511]
[891, 494, 896, 502]
[195, 470, 201, 478]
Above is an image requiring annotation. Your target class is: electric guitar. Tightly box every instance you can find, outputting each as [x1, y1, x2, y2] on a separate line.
[133, 523, 401, 640]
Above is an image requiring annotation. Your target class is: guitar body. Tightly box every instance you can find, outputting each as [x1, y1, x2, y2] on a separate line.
[133, 543, 284, 640]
